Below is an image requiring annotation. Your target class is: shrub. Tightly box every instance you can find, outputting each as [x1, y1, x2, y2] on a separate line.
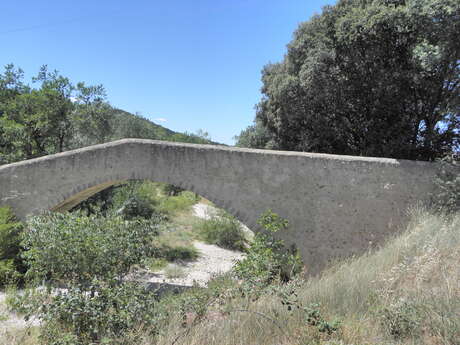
[197, 210, 247, 251]
[233, 210, 302, 290]
[38, 282, 158, 345]
[162, 183, 185, 196]
[157, 244, 199, 262]
[18, 212, 163, 345]
[0, 206, 25, 287]
[23, 212, 161, 285]
[117, 195, 156, 220]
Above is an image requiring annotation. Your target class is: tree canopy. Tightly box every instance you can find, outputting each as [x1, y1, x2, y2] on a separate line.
[236, 0, 459, 161]
[0, 65, 215, 164]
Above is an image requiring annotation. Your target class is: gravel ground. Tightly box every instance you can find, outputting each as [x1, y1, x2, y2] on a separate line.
[141, 240, 245, 287]
[138, 202, 250, 287]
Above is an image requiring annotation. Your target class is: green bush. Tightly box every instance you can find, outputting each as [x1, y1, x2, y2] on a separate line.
[196, 210, 247, 251]
[117, 195, 156, 220]
[18, 212, 163, 344]
[23, 212, 160, 285]
[0, 206, 25, 287]
[38, 282, 158, 345]
[233, 210, 302, 290]
[162, 183, 185, 196]
[156, 244, 199, 262]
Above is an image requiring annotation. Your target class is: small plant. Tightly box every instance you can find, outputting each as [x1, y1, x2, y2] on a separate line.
[157, 244, 199, 262]
[158, 191, 199, 215]
[275, 283, 341, 337]
[302, 303, 341, 335]
[197, 210, 247, 251]
[233, 210, 302, 291]
[162, 184, 185, 196]
[164, 264, 186, 279]
[378, 298, 422, 340]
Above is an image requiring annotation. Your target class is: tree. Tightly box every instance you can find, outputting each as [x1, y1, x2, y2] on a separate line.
[0, 65, 115, 163]
[72, 82, 113, 147]
[234, 119, 274, 149]
[238, 0, 459, 161]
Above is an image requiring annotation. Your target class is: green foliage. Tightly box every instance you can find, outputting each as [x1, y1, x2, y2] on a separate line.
[0, 206, 25, 286]
[22, 212, 160, 286]
[233, 210, 302, 289]
[234, 119, 274, 149]
[162, 183, 185, 196]
[0, 260, 21, 288]
[196, 210, 247, 251]
[432, 159, 460, 213]
[0, 64, 217, 165]
[378, 298, 422, 340]
[0, 65, 105, 162]
[156, 244, 199, 262]
[239, 0, 459, 161]
[17, 212, 164, 344]
[157, 190, 199, 215]
[117, 195, 156, 220]
[38, 282, 158, 345]
[302, 303, 341, 336]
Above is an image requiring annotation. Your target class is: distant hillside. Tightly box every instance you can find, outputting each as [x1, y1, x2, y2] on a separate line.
[108, 108, 218, 145]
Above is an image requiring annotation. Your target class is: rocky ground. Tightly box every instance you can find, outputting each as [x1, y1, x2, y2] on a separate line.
[135, 202, 248, 287]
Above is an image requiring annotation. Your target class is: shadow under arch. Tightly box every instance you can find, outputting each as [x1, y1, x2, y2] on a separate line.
[50, 177, 256, 233]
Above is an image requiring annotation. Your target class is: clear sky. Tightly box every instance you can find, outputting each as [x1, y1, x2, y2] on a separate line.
[0, 0, 335, 144]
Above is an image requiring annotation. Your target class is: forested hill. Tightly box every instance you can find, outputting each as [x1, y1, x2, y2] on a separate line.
[0, 64, 217, 165]
[106, 108, 217, 145]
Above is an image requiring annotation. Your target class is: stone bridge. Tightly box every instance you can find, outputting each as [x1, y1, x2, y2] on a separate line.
[0, 139, 440, 274]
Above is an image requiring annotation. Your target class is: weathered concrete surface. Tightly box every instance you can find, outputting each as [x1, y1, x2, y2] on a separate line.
[0, 139, 440, 274]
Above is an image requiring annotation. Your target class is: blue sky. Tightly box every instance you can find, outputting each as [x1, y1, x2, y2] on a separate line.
[0, 0, 335, 144]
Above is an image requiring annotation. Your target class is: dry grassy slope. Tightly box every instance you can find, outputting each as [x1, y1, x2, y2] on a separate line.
[155, 209, 460, 345]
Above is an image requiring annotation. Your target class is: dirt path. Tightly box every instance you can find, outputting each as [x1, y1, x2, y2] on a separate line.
[141, 241, 244, 287]
[140, 202, 248, 287]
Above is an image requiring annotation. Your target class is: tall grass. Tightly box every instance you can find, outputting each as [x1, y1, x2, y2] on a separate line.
[154, 209, 460, 345]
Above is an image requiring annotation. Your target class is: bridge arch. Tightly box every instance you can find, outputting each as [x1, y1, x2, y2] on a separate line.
[0, 139, 439, 274]
[50, 172, 253, 231]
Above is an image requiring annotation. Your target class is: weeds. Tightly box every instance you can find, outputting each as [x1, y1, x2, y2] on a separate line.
[164, 265, 186, 279]
[195, 210, 247, 251]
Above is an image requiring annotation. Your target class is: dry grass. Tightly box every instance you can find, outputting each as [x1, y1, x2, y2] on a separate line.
[152, 209, 459, 345]
[0, 325, 40, 345]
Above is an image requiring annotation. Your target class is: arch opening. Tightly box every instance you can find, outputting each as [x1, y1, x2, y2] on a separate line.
[51, 179, 255, 288]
